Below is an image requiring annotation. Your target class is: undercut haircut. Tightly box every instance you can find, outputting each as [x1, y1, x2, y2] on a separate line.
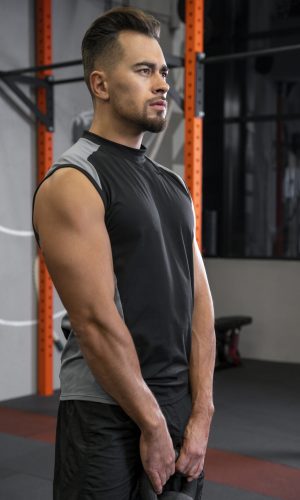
[81, 6, 161, 94]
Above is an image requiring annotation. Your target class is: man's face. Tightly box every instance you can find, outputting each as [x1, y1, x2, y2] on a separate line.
[106, 31, 170, 133]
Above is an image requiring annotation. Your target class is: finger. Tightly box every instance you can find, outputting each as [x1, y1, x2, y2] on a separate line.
[187, 462, 203, 481]
[169, 460, 176, 477]
[165, 453, 175, 480]
[148, 471, 163, 495]
[160, 471, 167, 488]
[175, 452, 192, 475]
[179, 452, 203, 478]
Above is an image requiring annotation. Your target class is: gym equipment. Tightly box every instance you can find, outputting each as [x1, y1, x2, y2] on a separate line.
[139, 471, 197, 500]
[215, 316, 252, 369]
[61, 313, 71, 340]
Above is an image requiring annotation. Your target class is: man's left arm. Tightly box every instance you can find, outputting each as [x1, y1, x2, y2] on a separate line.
[176, 237, 216, 481]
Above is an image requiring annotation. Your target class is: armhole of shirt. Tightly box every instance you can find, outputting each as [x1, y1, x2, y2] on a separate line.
[146, 158, 196, 242]
[146, 156, 192, 202]
[32, 164, 107, 248]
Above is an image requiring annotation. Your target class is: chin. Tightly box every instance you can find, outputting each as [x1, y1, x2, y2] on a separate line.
[144, 118, 167, 133]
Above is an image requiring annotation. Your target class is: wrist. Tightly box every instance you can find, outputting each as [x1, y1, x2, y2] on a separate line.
[191, 401, 215, 421]
[140, 408, 166, 437]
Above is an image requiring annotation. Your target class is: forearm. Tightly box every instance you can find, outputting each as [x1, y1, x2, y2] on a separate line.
[73, 307, 164, 434]
[189, 298, 216, 421]
[175, 296, 216, 479]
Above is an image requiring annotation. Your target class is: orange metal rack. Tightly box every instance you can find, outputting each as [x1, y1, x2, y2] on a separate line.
[184, 0, 204, 249]
[36, 0, 53, 395]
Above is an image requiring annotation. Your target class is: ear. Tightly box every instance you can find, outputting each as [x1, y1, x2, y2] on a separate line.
[89, 70, 109, 101]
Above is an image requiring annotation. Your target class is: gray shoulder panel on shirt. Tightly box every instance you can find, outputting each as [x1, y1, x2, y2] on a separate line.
[46, 138, 102, 189]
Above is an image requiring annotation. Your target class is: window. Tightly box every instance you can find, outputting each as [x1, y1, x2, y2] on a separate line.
[202, 0, 300, 258]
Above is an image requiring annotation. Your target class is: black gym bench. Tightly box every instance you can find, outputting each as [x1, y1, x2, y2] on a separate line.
[215, 315, 253, 369]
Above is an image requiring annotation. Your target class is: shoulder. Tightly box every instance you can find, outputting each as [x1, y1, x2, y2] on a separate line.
[39, 166, 91, 195]
[34, 135, 105, 214]
[34, 167, 105, 232]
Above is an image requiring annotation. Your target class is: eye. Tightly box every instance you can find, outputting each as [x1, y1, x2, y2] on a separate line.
[139, 68, 151, 75]
[161, 71, 169, 79]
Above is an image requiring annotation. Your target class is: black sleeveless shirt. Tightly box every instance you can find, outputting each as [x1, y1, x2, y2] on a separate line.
[33, 131, 195, 405]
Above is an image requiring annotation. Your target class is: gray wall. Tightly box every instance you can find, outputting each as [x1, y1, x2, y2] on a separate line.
[205, 258, 300, 363]
[0, 0, 37, 400]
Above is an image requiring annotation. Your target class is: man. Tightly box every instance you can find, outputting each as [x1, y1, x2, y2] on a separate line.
[32, 7, 215, 500]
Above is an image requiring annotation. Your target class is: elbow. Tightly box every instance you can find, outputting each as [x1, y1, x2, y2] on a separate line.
[69, 310, 111, 345]
[69, 304, 127, 353]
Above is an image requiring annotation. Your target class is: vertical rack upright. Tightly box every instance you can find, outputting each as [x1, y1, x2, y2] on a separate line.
[184, 0, 204, 248]
[36, 0, 53, 395]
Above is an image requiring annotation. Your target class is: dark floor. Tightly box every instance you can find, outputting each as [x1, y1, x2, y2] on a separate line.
[0, 359, 300, 500]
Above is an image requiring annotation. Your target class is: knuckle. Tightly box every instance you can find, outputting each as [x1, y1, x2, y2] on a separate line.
[191, 450, 202, 461]
[147, 467, 156, 476]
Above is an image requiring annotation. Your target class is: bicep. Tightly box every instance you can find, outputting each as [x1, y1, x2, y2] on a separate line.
[34, 168, 116, 327]
[192, 237, 214, 313]
[190, 197, 213, 304]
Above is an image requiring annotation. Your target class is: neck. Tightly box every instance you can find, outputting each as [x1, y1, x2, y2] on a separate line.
[89, 110, 144, 150]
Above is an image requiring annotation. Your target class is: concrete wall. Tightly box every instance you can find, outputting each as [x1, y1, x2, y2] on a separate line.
[205, 258, 300, 363]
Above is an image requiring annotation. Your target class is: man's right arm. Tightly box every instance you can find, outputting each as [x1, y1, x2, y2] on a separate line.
[33, 167, 175, 494]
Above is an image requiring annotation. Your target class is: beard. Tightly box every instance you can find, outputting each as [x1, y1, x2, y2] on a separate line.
[111, 96, 167, 133]
[134, 112, 167, 133]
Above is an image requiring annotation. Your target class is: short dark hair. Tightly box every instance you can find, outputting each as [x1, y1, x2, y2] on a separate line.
[81, 6, 161, 93]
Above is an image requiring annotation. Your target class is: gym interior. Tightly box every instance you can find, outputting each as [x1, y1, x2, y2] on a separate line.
[0, 0, 300, 499]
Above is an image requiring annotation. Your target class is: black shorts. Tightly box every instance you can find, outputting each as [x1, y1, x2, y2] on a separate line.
[53, 393, 204, 500]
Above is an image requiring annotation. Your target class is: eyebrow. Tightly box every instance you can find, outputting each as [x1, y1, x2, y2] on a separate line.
[132, 62, 169, 73]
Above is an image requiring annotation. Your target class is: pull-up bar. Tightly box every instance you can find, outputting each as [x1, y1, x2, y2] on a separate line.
[0, 55, 184, 78]
[203, 42, 300, 65]
[0, 59, 82, 77]
[2, 38, 300, 131]
[0, 54, 185, 131]
[2, 40, 300, 79]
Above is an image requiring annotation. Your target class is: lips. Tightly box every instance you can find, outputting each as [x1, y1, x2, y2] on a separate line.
[150, 100, 167, 109]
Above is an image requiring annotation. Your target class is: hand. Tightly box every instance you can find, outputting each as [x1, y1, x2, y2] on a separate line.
[140, 419, 176, 495]
[175, 415, 210, 481]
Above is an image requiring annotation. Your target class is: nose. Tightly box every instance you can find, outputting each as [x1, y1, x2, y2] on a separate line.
[153, 73, 169, 95]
